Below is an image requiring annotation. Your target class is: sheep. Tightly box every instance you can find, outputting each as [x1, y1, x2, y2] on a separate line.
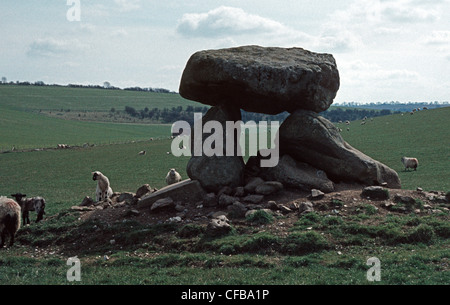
[0, 196, 21, 248]
[92, 171, 113, 202]
[401, 157, 419, 171]
[138, 150, 146, 155]
[10, 193, 46, 225]
[166, 168, 182, 185]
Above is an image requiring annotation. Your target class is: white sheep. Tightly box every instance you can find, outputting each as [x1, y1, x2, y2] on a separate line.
[92, 171, 113, 202]
[0, 196, 21, 248]
[401, 157, 419, 171]
[166, 168, 182, 185]
[10, 193, 46, 224]
[138, 150, 146, 155]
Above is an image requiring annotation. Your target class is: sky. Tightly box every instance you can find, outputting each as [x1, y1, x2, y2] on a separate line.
[1, 0, 449, 103]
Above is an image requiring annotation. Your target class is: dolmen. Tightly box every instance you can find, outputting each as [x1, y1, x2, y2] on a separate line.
[178, 45, 401, 193]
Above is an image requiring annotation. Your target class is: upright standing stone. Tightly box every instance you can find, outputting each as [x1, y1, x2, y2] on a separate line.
[186, 105, 245, 192]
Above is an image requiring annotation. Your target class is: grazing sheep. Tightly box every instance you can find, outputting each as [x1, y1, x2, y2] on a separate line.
[0, 196, 21, 248]
[401, 157, 419, 171]
[138, 150, 146, 155]
[10, 193, 46, 224]
[92, 171, 113, 202]
[166, 168, 182, 185]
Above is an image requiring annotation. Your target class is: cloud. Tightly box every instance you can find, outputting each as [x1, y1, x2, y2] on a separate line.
[342, 60, 420, 84]
[114, 0, 141, 12]
[176, 6, 287, 38]
[421, 31, 450, 45]
[27, 38, 88, 58]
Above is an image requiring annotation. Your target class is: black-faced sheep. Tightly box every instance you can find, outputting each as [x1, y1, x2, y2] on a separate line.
[0, 196, 21, 248]
[166, 168, 182, 185]
[10, 193, 46, 225]
[401, 157, 419, 171]
[92, 171, 113, 202]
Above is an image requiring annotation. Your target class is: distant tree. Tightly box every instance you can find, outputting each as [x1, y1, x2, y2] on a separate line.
[104, 81, 111, 89]
[1, 77, 6, 84]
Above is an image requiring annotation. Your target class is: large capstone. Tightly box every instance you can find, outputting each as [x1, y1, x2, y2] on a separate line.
[179, 45, 339, 114]
[279, 110, 401, 188]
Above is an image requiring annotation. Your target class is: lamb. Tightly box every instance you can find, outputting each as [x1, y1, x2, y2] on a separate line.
[166, 168, 182, 185]
[401, 157, 419, 171]
[0, 196, 21, 248]
[10, 193, 46, 225]
[92, 171, 113, 202]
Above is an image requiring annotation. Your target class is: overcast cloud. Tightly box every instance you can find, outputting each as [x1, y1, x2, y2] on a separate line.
[0, 0, 449, 103]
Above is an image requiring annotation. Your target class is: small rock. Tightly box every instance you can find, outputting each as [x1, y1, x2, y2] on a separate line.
[168, 216, 182, 223]
[234, 186, 245, 197]
[416, 187, 423, 192]
[243, 194, 264, 204]
[361, 186, 390, 200]
[136, 184, 152, 198]
[394, 194, 416, 205]
[175, 204, 185, 212]
[255, 181, 283, 195]
[267, 200, 278, 210]
[227, 201, 247, 218]
[110, 240, 116, 245]
[244, 177, 265, 193]
[210, 211, 228, 218]
[218, 194, 238, 207]
[203, 193, 218, 207]
[150, 197, 175, 212]
[299, 201, 314, 214]
[217, 186, 234, 197]
[278, 205, 292, 214]
[80, 196, 94, 207]
[310, 189, 325, 199]
[206, 217, 232, 237]
[118, 192, 135, 204]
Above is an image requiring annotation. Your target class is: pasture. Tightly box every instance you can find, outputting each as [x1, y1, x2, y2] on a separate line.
[0, 85, 449, 286]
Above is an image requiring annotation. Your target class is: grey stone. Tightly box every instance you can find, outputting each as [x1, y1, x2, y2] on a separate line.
[186, 106, 245, 192]
[243, 177, 265, 193]
[280, 110, 401, 188]
[243, 194, 264, 204]
[136, 184, 152, 198]
[218, 194, 238, 207]
[139, 179, 206, 209]
[299, 201, 314, 214]
[361, 186, 390, 200]
[255, 181, 284, 195]
[150, 197, 175, 212]
[179, 45, 340, 114]
[256, 154, 335, 193]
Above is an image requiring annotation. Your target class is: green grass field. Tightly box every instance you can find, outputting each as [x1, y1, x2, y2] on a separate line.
[340, 107, 450, 191]
[0, 85, 449, 286]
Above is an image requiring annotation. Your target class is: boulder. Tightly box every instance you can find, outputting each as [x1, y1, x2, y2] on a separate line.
[279, 110, 401, 188]
[179, 45, 340, 114]
[243, 194, 264, 204]
[186, 105, 245, 192]
[138, 179, 206, 209]
[254, 154, 335, 193]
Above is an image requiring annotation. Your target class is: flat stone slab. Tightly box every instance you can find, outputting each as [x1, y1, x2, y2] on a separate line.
[179, 45, 340, 114]
[138, 179, 206, 209]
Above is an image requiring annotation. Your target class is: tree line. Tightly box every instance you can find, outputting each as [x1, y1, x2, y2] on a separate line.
[121, 105, 396, 124]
